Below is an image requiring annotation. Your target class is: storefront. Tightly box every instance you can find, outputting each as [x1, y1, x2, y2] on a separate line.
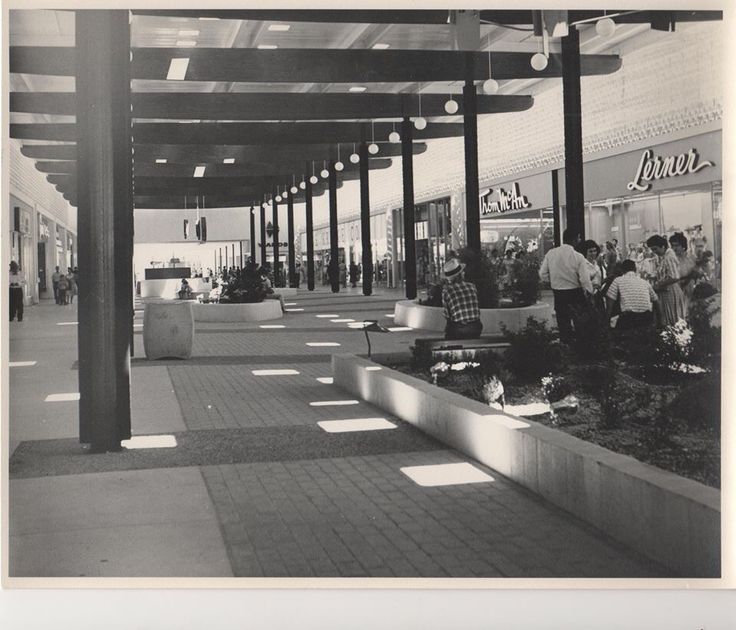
[391, 196, 452, 289]
[9, 197, 35, 304]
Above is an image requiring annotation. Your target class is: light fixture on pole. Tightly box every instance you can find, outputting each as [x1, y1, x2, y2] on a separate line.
[368, 120, 379, 154]
[444, 95, 459, 114]
[531, 27, 549, 71]
[596, 12, 616, 37]
[309, 161, 318, 185]
[350, 142, 360, 164]
[388, 122, 400, 143]
[335, 145, 344, 171]
[291, 175, 298, 195]
[414, 93, 427, 130]
[299, 180, 306, 190]
[321, 160, 329, 179]
[483, 50, 499, 94]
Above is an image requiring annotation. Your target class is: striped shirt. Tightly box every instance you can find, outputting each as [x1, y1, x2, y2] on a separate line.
[442, 279, 480, 324]
[607, 272, 658, 313]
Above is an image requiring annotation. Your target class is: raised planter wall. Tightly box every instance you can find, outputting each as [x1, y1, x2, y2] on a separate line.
[333, 354, 720, 578]
[394, 300, 554, 333]
[192, 300, 282, 322]
[140, 278, 212, 298]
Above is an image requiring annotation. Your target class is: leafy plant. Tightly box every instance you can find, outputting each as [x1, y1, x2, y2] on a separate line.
[540, 374, 571, 404]
[219, 268, 268, 304]
[457, 247, 500, 309]
[507, 254, 541, 307]
[502, 317, 563, 382]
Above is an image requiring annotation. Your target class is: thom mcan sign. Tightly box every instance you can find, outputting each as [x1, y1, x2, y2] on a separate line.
[479, 182, 531, 215]
[627, 148, 714, 192]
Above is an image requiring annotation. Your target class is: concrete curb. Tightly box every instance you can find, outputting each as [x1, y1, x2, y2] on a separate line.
[332, 353, 720, 578]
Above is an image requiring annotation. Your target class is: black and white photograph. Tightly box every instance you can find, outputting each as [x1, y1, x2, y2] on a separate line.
[2, 1, 733, 626]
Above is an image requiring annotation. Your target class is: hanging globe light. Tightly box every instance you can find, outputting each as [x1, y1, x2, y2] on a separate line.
[309, 175, 318, 184]
[261, 202, 267, 209]
[388, 131, 400, 143]
[321, 168, 329, 178]
[413, 117, 427, 130]
[444, 98, 459, 114]
[291, 185, 298, 194]
[275, 194, 282, 203]
[483, 78, 499, 94]
[335, 161, 344, 171]
[596, 17, 616, 37]
[531, 52, 548, 71]
[299, 181, 306, 190]
[368, 143, 379, 155]
[350, 153, 360, 164]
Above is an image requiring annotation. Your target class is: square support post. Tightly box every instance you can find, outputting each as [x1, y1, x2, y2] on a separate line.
[401, 117, 417, 300]
[249, 206, 256, 265]
[359, 141, 373, 296]
[260, 196, 267, 267]
[305, 162, 315, 291]
[328, 162, 340, 293]
[287, 194, 296, 287]
[463, 76, 481, 253]
[76, 10, 132, 452]
[562, 26, 586, 241]
[272, 189, 280, 286]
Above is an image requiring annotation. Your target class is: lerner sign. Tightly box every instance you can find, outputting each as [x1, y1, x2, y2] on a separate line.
[627, 148, 714, 192]
[480, 182, 531, 215]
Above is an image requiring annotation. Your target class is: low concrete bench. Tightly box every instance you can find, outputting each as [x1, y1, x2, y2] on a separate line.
[413, 336, 510, 364]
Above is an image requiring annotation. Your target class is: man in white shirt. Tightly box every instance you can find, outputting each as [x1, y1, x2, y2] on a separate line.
[539, 229, 594, 344]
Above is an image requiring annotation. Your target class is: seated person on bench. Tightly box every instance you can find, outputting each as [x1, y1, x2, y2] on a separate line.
[177, 279, 193, 300]
[441, 258, 482, 340]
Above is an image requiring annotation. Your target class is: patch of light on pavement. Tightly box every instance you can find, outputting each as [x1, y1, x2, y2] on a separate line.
[330, 319, 354, 323]
[306, 342, 340, 347]
[316, 314, 339, 318]
[504, 402, 550, 417]
[284, 303, 298, 306]
[10, 361, 37, 367]
[317, 418, 397, 433]
[122, 434, 178, 449]
[45, 393, 80, 402]
[260, 325, 286, 328]
[385, 314, 395, 318]
[387, 327, 412, 332]
[316, 377, 334, 384]
[401, 463, 495, 487]
[364, 366, 382, 371]
[285, 308, 304, 312]
[252, 369, 300, 376]
[309, 400, 360, 407]
[57, 322, 78, 326]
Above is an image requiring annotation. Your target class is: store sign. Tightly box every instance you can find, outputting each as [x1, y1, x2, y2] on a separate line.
[39, 219, 50, 240]
[627, 148, 714, 192]
[480, 182, 531, 215]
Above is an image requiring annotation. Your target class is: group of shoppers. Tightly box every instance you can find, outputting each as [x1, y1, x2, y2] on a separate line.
[9, 262, 80, 322]
[51, 265, 78, 305]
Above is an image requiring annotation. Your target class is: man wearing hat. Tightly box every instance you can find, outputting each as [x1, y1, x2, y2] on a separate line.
[441, 258, 482, 340]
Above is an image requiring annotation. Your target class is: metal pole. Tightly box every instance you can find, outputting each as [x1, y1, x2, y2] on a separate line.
[260, 197, 267, 267]
[359, 140, 373, 296]
[272, 187, 280, 286]
[249, 206, 256, 266]
[562, 26, 586, 240]
[328, 161, 339, 292]
[552, 169, 561, 247]
[401, 117, 417, 300]
[305, 162, 315, 291]
[287, 193, 296, 287]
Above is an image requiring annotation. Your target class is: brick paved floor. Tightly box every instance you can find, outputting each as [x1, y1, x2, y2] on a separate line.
[8, 288, 670, 578]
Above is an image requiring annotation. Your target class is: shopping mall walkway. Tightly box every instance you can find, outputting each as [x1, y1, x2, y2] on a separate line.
[7, 289, 670, 578]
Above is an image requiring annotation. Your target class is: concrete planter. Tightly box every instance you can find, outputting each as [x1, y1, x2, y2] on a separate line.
[394, 299, 554, 333]
[333, 354, 720, 578]
[192, 300, 283, 323]
[143, 302, 195, 360]
[140, 278, 211, 299]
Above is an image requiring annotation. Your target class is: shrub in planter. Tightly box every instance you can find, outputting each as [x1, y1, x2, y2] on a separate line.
[456, 247, 500, 309]
[668, 370, 720, 435]
[507, 254, 541, 307]
[219, 268, 268, 304]
[570, 302, 613, 362]
[502, 317, 563, 382]
[419, 283, 444, 307]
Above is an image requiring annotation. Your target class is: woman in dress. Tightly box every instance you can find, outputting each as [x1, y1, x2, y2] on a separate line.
[580, 239, 604, 292]
[646, 235, 687, 327]
[669, 232, 698, 310]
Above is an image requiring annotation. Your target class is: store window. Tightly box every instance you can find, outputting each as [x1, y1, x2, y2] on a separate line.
[480, 207, 552, 259]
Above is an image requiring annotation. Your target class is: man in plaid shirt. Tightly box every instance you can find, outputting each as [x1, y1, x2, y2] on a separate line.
[441, 258, 483, 340]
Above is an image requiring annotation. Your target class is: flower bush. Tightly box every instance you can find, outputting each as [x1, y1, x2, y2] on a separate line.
[540, 374, 571, 404]
[219, 267, 268, 304]
[502, 317, 563, 382]
[656, 318, 694, 371]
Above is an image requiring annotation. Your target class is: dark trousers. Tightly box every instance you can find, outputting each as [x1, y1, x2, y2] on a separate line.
[616, 310, 653, 330]
[10, 287, 24, 321]
[552, 288, 587, 343]
[52, 281, 59, 304]
[445, 319, 483, 340]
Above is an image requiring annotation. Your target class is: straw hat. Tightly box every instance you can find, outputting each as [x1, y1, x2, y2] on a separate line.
[442, 258, 465, 278]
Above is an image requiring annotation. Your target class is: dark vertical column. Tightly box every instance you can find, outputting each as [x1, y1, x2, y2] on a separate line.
[551, 169, 561, 247]
[562, 26, 586, 240]
[249, 206, 256, 265]
[463, 75, 481, 253]
[401, 118, 417, 300]
[232, 243, 235, 268]
[225, 246, 228, 269]
[328, 161, 339, 293]
[272, 189, 280, 286]
[305, 163, 315, 291]
[359, 141, 373, 296]
[259, 198, 267, 267]
[239, 241, 243, 268]
[76, 10, 131, 451]
[219, 248, 222, 270]
[287, 194, 296, 287]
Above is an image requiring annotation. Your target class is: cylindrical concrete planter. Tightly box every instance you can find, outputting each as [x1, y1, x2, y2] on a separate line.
[394, 299, 554, 333]
[191, 300, 283, 323]
[143, 302, 195, 360]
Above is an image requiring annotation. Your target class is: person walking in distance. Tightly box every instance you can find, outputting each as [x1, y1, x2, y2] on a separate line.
[441, 258, 482, 340]
[539, 228, 594, 344]
[51, 265, 61, 304]
[9, 261, 26, 322]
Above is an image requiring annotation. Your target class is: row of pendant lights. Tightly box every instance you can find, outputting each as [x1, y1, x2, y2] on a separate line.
[257, 16, 620, 210]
